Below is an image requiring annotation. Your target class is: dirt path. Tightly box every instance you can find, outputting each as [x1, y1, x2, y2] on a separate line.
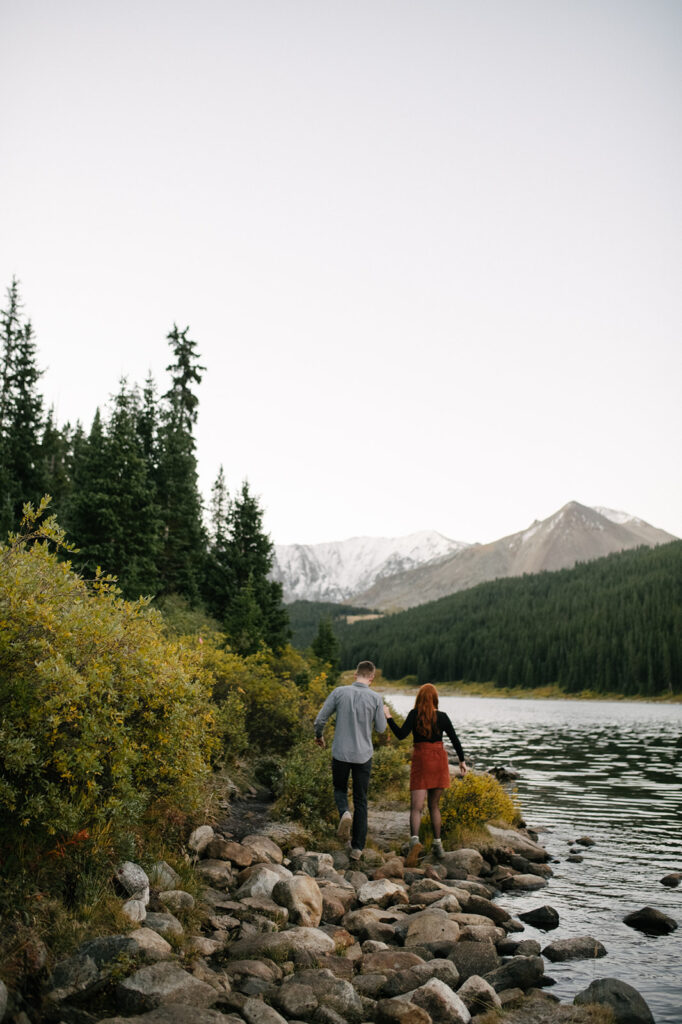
[219, 788, 410, 852]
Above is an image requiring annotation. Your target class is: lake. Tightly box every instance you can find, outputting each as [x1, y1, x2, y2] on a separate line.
[387, 693, 682, 1023]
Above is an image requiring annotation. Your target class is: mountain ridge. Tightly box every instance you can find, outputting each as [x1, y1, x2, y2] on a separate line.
[273, 503, 677, 609]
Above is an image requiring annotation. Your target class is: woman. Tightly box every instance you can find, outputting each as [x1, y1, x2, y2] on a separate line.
[384, 684, 467, 862]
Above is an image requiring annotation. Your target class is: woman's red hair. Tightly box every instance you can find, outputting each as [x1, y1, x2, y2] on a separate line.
[415, 683, 438, 737]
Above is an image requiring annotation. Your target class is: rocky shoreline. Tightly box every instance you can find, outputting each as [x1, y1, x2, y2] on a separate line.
[1, 803, 669, 1024]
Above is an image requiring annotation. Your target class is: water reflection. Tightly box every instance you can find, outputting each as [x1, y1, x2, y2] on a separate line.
[387, 694, 682, 1023]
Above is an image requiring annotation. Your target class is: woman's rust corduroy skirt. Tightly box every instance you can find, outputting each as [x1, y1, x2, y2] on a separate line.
[410, 741, 450, 790]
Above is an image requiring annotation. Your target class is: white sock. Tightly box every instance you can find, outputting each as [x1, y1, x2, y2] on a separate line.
[410, 835, 420, 844]
[433, 838, 442, 845]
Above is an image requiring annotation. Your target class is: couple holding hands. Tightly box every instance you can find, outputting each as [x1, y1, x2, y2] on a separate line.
[314, 660, 467, 864]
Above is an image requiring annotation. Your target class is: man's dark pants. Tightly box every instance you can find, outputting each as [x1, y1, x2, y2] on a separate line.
[332, 756, 372, 851]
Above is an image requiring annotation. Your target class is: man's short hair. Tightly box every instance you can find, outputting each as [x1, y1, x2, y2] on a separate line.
[356, 660, 376, 678]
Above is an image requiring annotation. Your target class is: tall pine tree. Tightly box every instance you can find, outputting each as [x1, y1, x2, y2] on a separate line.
[222, 480, 289, 654]
[156, 325, 206, 603]
[0, 279, 45, 531]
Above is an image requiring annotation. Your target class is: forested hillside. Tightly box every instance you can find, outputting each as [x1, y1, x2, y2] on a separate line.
[287, 599, 378, 649]
[0, 279, 287, 655]
[338, 541, 682, 696]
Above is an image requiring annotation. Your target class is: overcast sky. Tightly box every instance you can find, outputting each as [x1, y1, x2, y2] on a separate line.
[2, 0, 680, 545]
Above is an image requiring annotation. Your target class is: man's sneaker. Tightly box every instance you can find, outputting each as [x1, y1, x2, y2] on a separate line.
[405, 837, 423, 867]
[349, 847, 363, 861]
[432, 839, 444, 859]
[337, 810, 352, 841]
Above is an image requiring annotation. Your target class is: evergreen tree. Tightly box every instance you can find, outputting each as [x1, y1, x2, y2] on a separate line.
[222, 480, 289, 654]
[0, 279, 45, 530]
[156, 325, 206, 602]
[41, 409, 73, 515]
[66, 386, 162, 597]
[311, 617, 340, 672]
[66, 408, 113, 574]
[203, 465, 233, 621]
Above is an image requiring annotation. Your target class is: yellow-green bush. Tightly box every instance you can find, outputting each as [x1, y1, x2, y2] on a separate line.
[202, 644, 305, 755]
[371, 745, 410, 800]
[439, 772, 519, 840]
[0, 530, 218, 853]
[272, 740, 336, 831]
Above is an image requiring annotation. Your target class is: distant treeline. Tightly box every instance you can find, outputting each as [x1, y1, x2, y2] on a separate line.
[338, 542, 682, 696]
[0, 279, 287, 655]
[287, 599, 377, 650]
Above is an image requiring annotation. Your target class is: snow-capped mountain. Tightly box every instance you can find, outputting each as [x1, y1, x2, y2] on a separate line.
[352, 502, 677, 610]
[272, 531, 469, 603]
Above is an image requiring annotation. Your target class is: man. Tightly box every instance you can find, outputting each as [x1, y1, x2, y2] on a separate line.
[314, 660, 387, 861]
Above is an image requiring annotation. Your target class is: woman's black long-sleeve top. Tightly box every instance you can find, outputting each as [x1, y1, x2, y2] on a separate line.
[387, 709, 465, 762]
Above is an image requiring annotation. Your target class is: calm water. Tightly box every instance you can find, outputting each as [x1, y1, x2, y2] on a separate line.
[388, 694, 682, 1024]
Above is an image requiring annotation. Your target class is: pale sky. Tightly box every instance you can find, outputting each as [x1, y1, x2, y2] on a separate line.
[2, 0, 680, 545]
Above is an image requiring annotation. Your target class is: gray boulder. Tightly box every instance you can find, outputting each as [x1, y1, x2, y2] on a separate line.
[484, 954, 545, 992]
[542, 936, 607, 961]
[148, 861, 182, 890]
[235, 862, 292, 899]
[462, 895, 510, 925]
[116, 962, 217, 1014]
[272, 980, 318, 1018]
[194, 859, 234, 890]
[47, 953, 99, 1003]
[205, 838, 253, 866]
[188, 825, 214, 855]
[122, 898, 147, 923]
[242, 997, 289, 1024]
[623, 906, 677, 935]
[448, 942, 500, 981]
[225, 925, 336, 965]
[485, 826, 549, 862]
[144, 912, 184, 938]
[98, 1009, 239, 1024]
[287, 968, 365, 1023]
[158, 890, 194, 913]
[660, 872, 681, 888]
[381, 958, 459, 997]
[375, 998, 432, 1024]
[499, 873, 548, 891]
[359, 950, 426, 975]
[408, 977, 471, 1023]
[0, 979, 6, 1023]
[517, 904, 559, 930]
[241, 834, 284, 864]
[358, 878, 408, 907]
[456, 974, 502, 1013]
[396, 907, 460, 946]
[272, 875, 323, 927]
[574, 977, 654, 1023]
[114, 861, 150, 903]
[440, 849, 484, 876]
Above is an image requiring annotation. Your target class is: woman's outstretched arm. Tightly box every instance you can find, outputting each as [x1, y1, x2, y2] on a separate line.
[384, 706, 414, 741]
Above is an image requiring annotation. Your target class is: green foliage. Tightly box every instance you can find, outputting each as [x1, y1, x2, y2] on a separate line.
[339, 542, 682, 697]
[154, 593, 222, 638]
[203, 645, 304, 755]
[0, 509, 218, 855]
[0, 278, 46, 532]
[370, 745, 410, 800]
[438, 773, 519, 841]
[273, 740, 336, 831]
[311, 618, 340, 672]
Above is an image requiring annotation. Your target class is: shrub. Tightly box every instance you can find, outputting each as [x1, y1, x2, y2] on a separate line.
[272, 740, 336, 831]
[0, 523, 218, 857]
[371, 745, 410, 800]
[439, 772, 519, 842]
[203, 645, 304, 755]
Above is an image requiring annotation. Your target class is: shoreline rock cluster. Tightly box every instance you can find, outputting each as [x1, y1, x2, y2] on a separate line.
[1, 818, 664, 1024]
